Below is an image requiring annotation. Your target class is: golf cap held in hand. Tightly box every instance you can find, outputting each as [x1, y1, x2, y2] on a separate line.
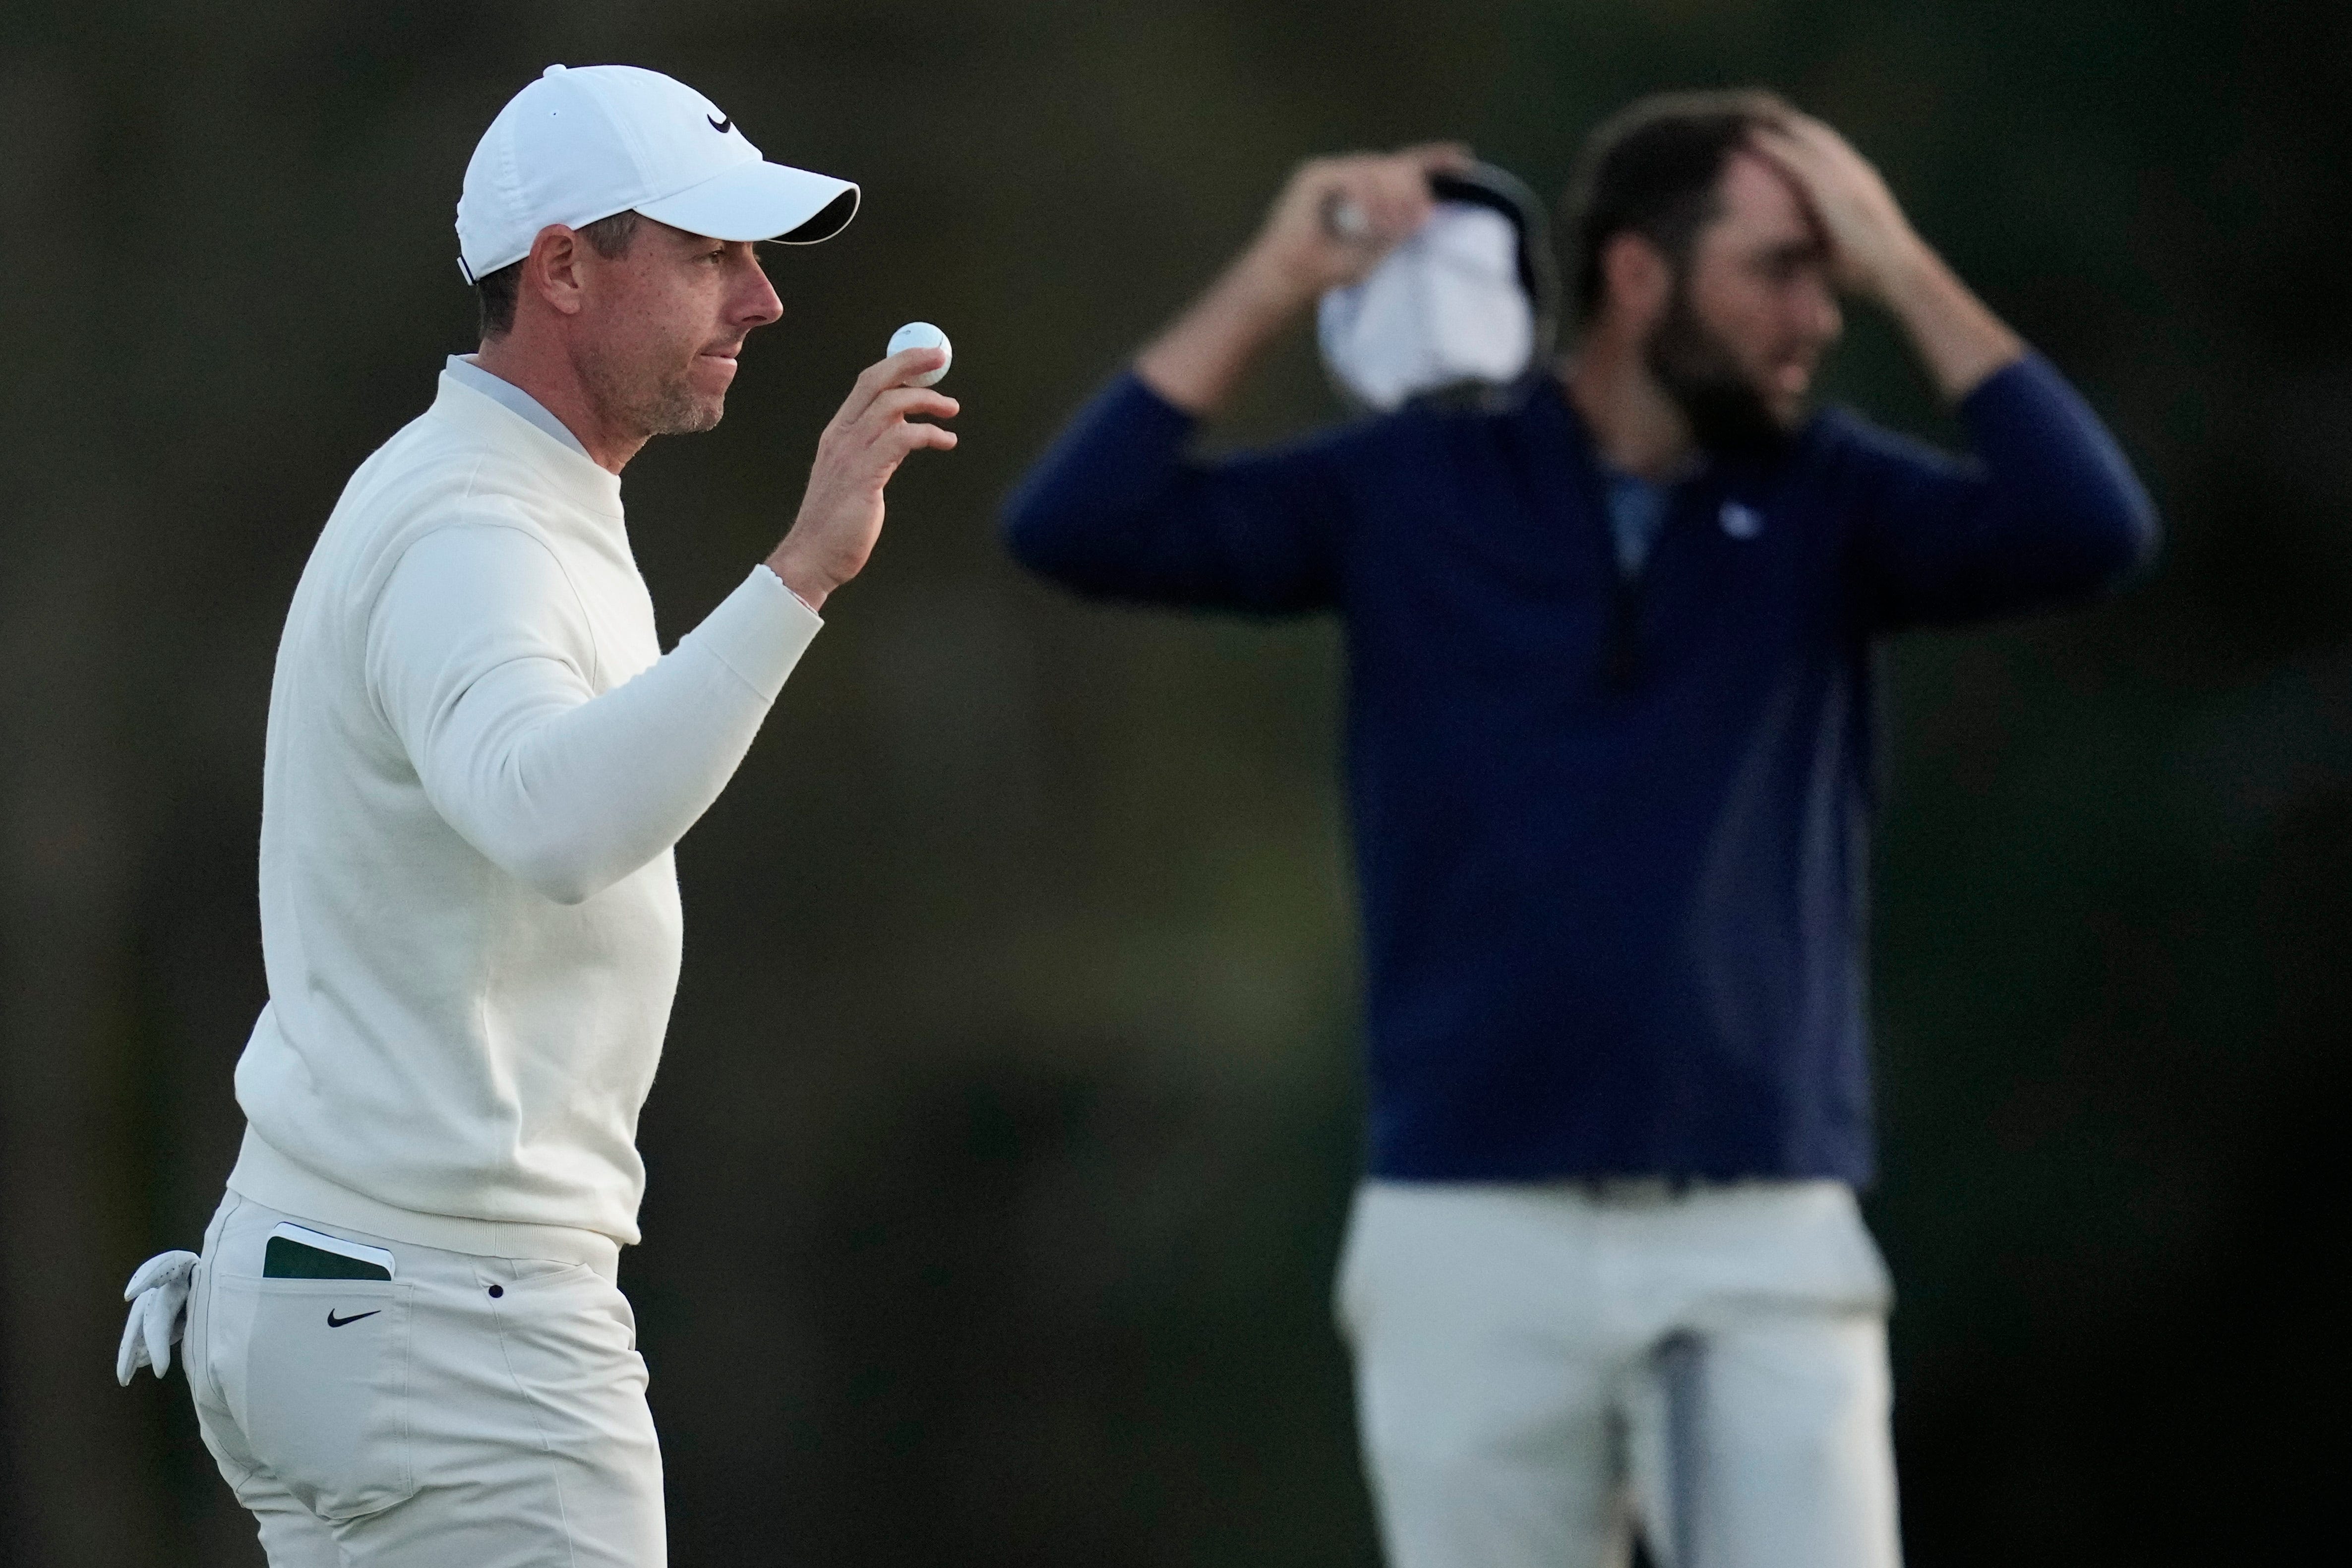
[1317, 161, 1560, 413]
[455, 63, 860, 283]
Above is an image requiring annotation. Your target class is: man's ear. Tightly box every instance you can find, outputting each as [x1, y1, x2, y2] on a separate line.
[1599, 232, 1672, 336]
[522, 225, 588, 320]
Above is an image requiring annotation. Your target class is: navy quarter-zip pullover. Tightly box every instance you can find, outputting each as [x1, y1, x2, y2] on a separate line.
[1002, 359, 2156, 1184]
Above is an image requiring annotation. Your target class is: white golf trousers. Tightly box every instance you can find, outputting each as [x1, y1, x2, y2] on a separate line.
[1336, 1178, 1901, 1568]
[184, 1192, 664, 1567]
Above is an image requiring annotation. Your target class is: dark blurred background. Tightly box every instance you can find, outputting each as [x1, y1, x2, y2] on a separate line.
[1, 1, 2343, 1563]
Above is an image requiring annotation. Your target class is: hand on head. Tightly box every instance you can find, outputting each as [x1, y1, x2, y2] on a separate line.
[764, 346, 958, 609]
[1744, 113, 1926, 303]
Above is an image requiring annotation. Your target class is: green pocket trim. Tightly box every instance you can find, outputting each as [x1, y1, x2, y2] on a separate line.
[264, 1237, 393, 1281]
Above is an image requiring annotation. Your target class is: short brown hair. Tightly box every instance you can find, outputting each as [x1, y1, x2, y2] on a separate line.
[476, 209, 645, 340]
[1562, 88, 1795, 323]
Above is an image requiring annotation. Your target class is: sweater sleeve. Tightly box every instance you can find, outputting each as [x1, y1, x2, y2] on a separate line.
[366, 523, 822, 905]
[1000, 371, 1346, 611]
[1843, 354, 2160, 630]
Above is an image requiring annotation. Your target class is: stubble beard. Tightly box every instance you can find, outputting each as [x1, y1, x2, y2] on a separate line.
[581, 340, 725, 442]
[638, 369, 724, 437]
[1644, 281, 1801, 459]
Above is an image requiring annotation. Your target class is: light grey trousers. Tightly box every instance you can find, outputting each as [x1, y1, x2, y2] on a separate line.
[186, 1191, 664, 1567]
[1336, 1178, 1902, 1568]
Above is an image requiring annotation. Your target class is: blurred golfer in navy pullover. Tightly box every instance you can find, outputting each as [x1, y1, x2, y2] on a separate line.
[1004, 92, 2154, 1568]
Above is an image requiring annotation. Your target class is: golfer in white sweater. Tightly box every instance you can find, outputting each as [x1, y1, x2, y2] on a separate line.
[111, 65, 954, 1566]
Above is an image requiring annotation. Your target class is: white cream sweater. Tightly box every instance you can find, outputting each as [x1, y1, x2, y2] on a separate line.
[229, 368, 820, 1253]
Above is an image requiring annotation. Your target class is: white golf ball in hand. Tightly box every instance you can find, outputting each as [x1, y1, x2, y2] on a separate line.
[888, 321, 952, 386]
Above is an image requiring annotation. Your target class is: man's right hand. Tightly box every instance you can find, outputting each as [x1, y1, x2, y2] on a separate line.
[766, 347, 959, 610]
[1240, 142, 1475, 306]
[1135, 142, 1472, 416]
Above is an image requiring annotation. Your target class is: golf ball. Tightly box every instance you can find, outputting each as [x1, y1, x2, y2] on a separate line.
[888, 321, 952, 386]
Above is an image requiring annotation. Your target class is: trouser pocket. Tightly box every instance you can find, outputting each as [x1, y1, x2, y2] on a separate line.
[213, 1274, 419, 1519]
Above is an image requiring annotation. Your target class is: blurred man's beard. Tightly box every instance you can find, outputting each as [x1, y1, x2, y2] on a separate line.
[1644, 284, 1797, 457]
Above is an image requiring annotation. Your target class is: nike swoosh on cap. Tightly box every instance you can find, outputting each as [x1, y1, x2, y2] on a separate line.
[326, 1309, 382, 1328]
[708, 114, 731, 133]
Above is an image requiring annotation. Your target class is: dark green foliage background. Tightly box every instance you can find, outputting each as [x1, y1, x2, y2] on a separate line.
[0, 2, 2339, 1562]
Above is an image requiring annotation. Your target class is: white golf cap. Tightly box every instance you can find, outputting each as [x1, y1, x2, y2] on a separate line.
[1316, 162, 1560, 413]
[455, 63, 859, 283]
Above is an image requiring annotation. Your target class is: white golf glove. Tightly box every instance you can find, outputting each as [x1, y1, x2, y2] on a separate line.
[116, 1249, 199, 1386]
